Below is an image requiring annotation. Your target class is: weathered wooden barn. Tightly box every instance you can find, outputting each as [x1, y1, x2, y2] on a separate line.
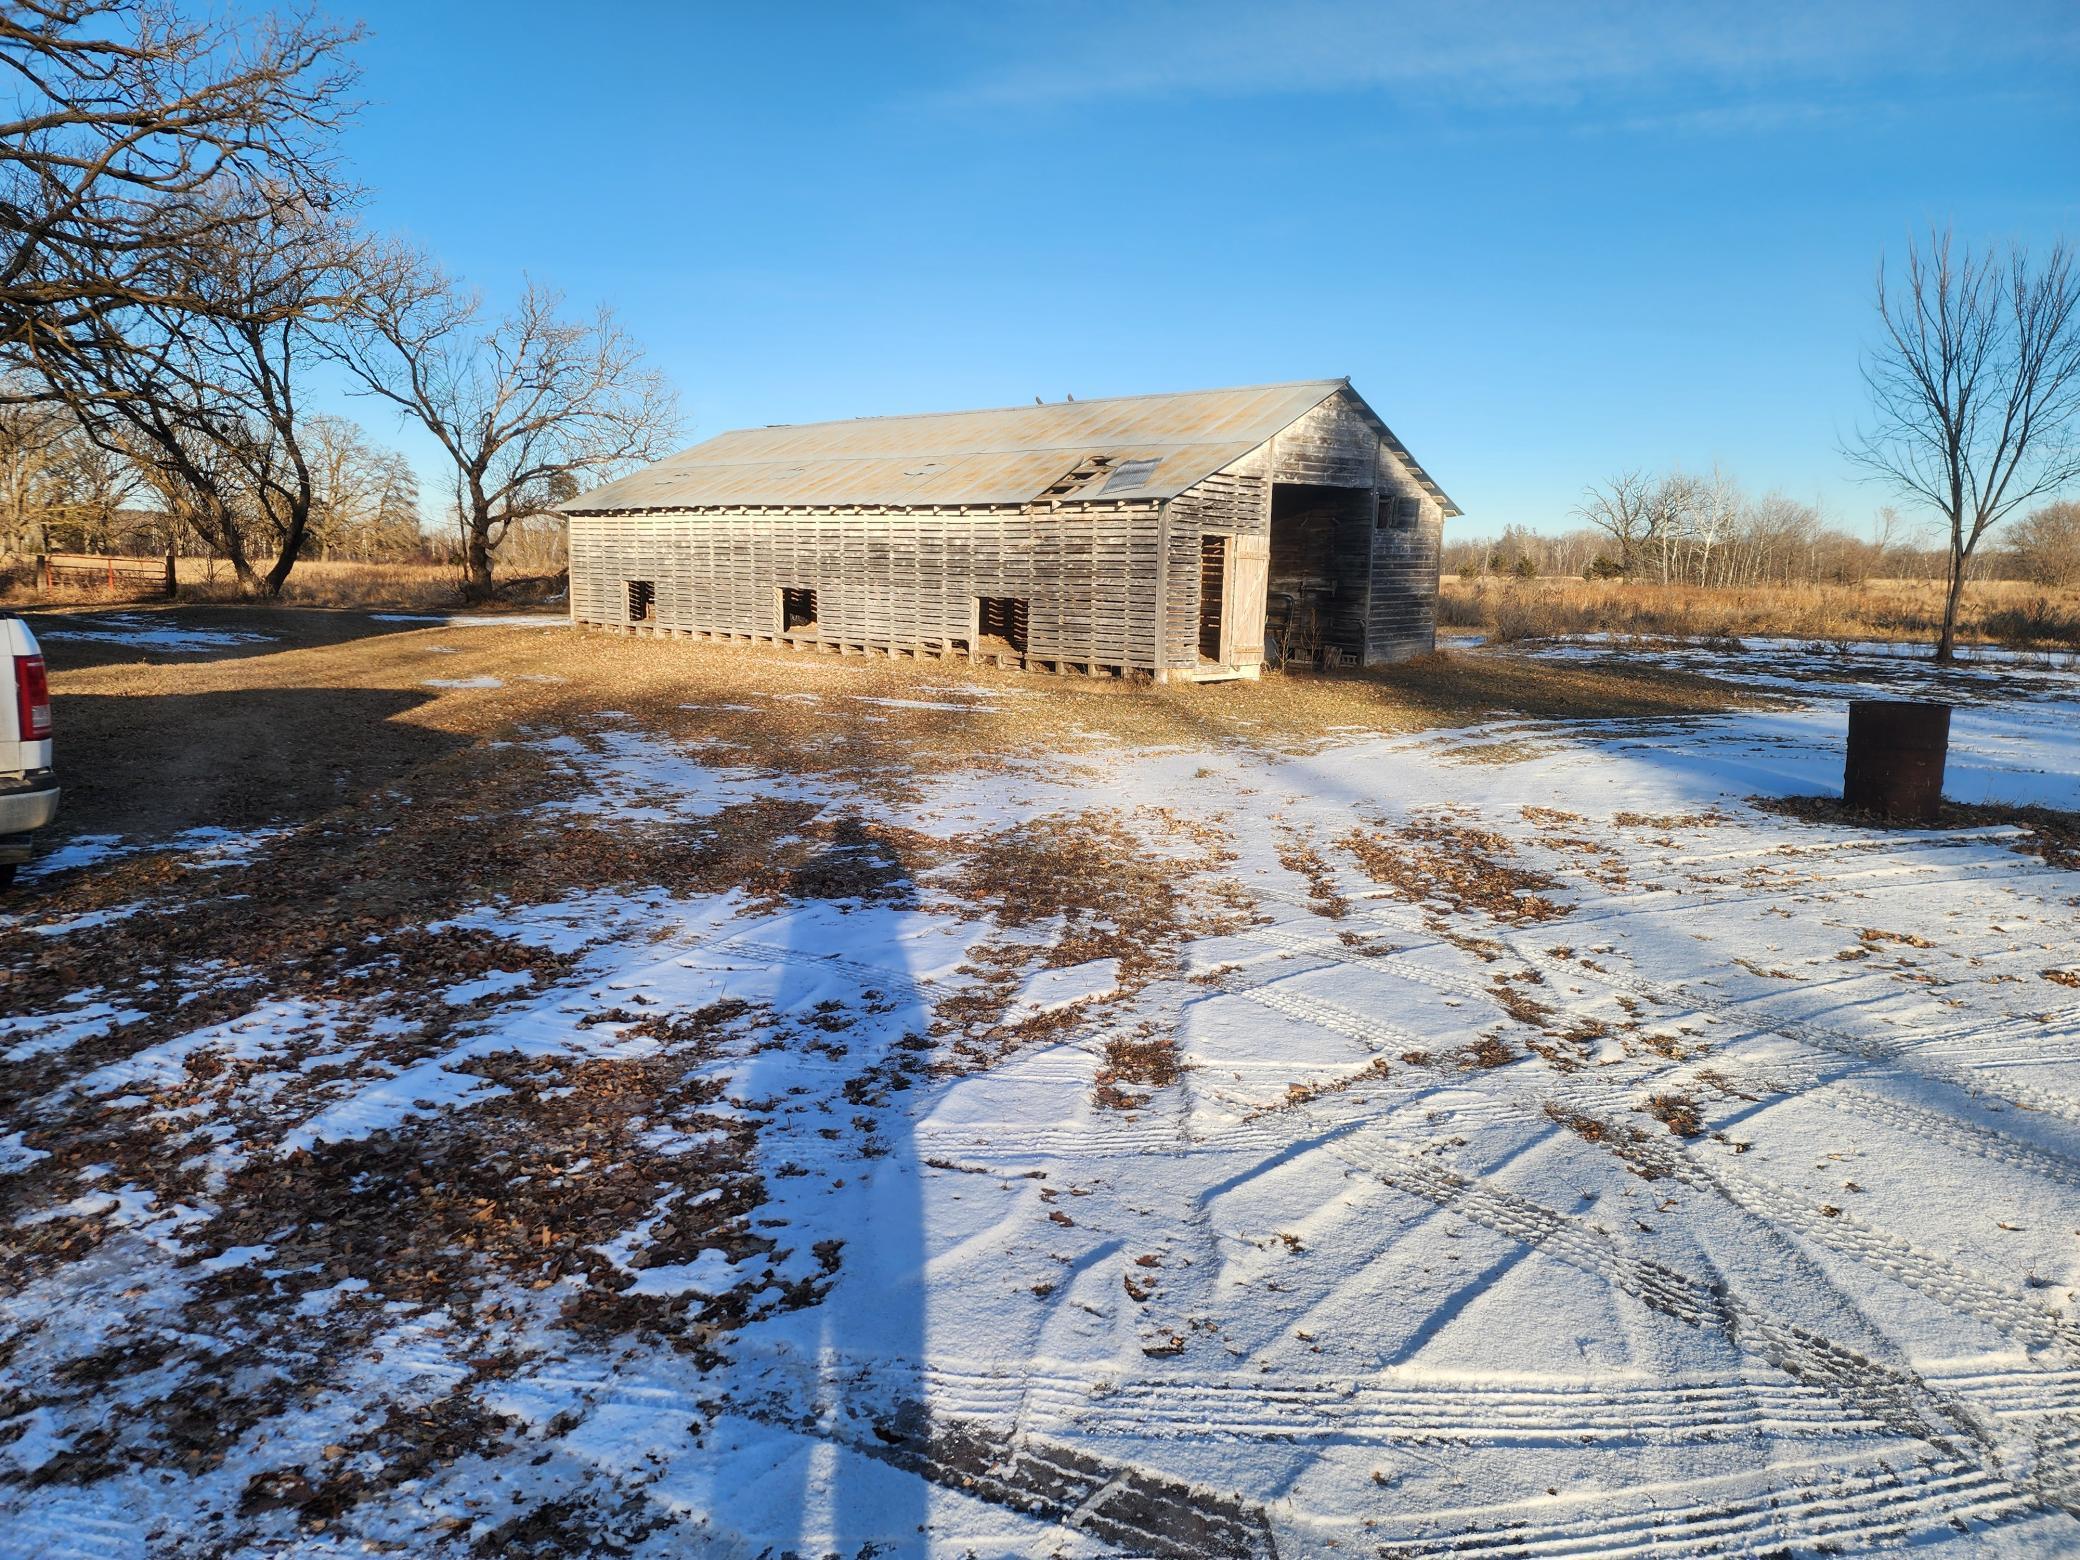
[561, 379, 1457, 680]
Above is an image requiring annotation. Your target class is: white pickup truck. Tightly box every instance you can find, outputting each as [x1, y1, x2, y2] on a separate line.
[0, 615, 58, 888]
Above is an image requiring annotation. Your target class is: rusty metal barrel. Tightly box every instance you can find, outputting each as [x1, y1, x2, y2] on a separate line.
[1843, 700, 1950, 822]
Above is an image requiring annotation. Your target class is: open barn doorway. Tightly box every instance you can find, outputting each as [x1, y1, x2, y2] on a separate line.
[1198, 535, 1228, 662]
[1267, 483, 1373, 668]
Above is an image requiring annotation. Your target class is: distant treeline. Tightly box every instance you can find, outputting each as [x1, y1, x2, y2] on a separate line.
[1447, 473, 2080, 590]
[0, 394, 570, 576]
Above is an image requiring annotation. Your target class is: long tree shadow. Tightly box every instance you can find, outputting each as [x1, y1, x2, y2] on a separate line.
[23, 685, 467, 847]
[21, 603, 486, 671]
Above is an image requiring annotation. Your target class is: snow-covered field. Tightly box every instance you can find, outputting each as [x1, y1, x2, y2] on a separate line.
[4, 642, 2080, 1556]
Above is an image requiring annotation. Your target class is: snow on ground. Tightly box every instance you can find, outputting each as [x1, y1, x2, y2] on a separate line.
[5, 646, 2080, 1555]
[33, 614, 274, 651]
[17, 824, 290, 883]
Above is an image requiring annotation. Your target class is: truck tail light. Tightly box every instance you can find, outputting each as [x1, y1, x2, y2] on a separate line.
[14, 654, 50, 740]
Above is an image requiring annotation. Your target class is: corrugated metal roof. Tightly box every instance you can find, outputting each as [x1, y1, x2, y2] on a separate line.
[563, 379, 1460, 515]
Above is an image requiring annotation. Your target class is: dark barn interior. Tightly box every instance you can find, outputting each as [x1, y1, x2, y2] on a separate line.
[1267, 482, 1373, 665]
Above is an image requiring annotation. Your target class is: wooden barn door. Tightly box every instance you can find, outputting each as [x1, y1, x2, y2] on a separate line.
[1229, 533, 1269, 669]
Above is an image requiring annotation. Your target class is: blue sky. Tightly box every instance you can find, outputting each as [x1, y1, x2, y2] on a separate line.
[330, 0, 2080, 538]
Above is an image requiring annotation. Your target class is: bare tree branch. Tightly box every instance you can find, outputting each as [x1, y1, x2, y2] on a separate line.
[334, 246, 682, 598]
[0, 0, 362, 382]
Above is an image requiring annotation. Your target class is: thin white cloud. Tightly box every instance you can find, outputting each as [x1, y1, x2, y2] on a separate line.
[931, 0, 2080, 116]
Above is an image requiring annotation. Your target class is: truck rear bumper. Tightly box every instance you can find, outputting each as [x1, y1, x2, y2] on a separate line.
[0, 769, 60, 850]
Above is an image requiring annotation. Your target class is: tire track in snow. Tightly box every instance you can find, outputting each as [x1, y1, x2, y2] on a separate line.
[1209, 958, 2080, 1358]
[1321, 1126, 2080, 1538]
[0, 1499, 144, 1560]
[397, 1349, 1278, 1558]
[1361, 1455, 2031, 1559]
[1247, 917, 2080, 1148]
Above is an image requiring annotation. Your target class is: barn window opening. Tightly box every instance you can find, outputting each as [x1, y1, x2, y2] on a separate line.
[1198, 534, 1228, 662]
[1040, 454, 1115, 499]
[976, 595, 1029, 654]
[626, 579, 655, 622]
[1378, 494, 1422, 531]
[781, 586, 819, 633]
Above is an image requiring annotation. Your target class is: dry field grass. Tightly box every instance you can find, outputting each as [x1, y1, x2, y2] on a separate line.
[7, 559, 480, 610]
[1440, 575, 2080, 650]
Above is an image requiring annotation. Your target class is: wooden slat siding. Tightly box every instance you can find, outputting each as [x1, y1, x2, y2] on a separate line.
[1366, 428, 1445, 663]
[1268, 391, 1380, 489]
[568, 516, 609, 623]
[569, 503, 1164, 671]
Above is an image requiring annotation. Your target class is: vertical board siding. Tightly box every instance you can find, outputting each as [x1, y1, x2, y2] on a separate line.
[570, 503, 1166, 671]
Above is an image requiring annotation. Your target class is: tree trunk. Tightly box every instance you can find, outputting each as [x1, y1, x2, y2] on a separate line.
[463, 523, 494, 600]
[263, 548, 295, 596]
[1935, 544, 1966, 663]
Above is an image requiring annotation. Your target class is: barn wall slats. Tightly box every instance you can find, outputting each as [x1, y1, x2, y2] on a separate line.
[569, 502, 1167, 672]
[1364, 439, 1444, 664]
[1366, 510, 1442, 663]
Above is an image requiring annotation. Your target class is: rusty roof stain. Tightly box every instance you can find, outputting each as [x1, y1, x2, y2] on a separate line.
[563, 379, 1459, 516]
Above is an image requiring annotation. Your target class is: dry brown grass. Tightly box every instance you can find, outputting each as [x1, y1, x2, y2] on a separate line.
[1341, 813, 1567, 925]
[1440, 576, 2080, 651]
[6, 559, 482, 610]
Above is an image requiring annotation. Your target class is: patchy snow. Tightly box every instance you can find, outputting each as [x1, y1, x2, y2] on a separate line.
[441, 968, 535, 1005]
[423, 674, 505, 689]
[21, 823, 289, 881]
[6, 643, 2080, 1555]
[35, 613, 273, 651]
[19, 832, 125, 876]
[533, 722, 826, 823]
[0, 997, 147, 1063]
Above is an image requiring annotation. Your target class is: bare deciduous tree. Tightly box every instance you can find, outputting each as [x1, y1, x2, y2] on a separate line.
[0, 0, 359, 382]
[303, 412, 419, 561]
[334, 249, 681, 598]
[1574, 469, 1654, 575]
[0, 385, 68, 555]
[2010, 499, 2080, 590]
[1846, 228, 2080, 660]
